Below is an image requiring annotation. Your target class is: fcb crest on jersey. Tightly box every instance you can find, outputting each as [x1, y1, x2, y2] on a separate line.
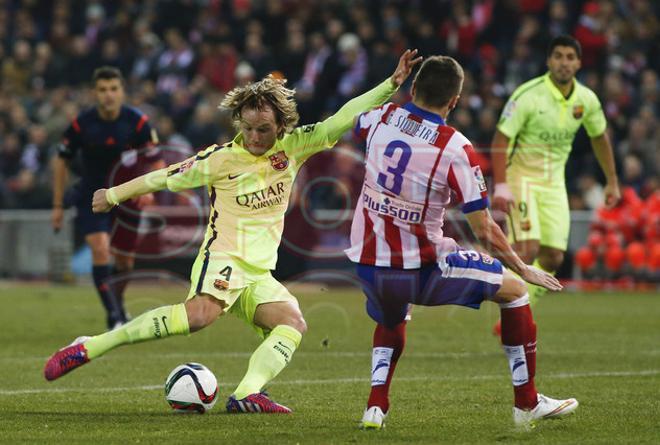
[269, 151, 289, 171]
[213, 279, 229, 291]
[573, 104, 584, 119]
[177, 158, 194, 174]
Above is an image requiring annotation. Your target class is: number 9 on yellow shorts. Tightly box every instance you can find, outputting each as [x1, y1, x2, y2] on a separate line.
[506, 178, 570, 251]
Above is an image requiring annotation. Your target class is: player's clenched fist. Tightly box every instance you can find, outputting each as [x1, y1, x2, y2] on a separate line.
[92, 188, 113, 213]
[492, 183, 515, 214]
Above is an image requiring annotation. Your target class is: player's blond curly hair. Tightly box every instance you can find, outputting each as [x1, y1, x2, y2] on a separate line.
[220, 75, 300, 138]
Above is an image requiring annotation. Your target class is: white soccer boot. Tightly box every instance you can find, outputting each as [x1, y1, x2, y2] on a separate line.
[513, 393, 578, 429]
[360, 406, 387, 429]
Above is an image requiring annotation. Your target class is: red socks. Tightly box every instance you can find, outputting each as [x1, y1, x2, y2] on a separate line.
[367, 299, 538, 412]
[500, 301, 538, 409]
[367, 322, 406, 413]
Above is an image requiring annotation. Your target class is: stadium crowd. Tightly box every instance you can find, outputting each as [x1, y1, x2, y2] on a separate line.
[0, 0, 657, 277]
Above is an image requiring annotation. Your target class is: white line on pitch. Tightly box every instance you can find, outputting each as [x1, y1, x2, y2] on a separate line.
[0, 369, 658, 396]
[4, 349, 660, 364]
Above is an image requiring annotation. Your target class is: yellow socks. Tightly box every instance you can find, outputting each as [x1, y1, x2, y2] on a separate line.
[85, 303, 189, 359]
[233, 325, 302, 399]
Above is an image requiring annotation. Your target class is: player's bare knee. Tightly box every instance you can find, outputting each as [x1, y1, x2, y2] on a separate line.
[492, 270, 528, 303]
[512, 277, 527, 299]
[275, 305, 307, 333]
[286, 314, 307, 334]
[90, 248, 111, 264]
[185, 295, 224, 332]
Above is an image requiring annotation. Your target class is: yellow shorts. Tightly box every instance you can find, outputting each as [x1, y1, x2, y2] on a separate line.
[186, 251, 298, 338]
[506, 177, 570, 251]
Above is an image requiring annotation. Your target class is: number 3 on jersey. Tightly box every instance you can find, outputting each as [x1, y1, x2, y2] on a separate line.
[376, 140, 411, 195]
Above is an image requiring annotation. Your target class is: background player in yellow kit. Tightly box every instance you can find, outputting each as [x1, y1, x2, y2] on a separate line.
[43, 49, 422, 414]
[490, 35, 620, 324]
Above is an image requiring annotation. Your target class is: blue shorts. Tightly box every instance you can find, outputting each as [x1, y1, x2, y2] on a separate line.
[356, 249, 504, 328]
[65, 182, 141, 251]
[65, 183, 111, 235]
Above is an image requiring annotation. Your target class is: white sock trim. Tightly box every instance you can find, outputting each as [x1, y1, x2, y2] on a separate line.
[503, 344, 529, 386]
[499, 293, 529, 309]
[371, 347, 393, 386]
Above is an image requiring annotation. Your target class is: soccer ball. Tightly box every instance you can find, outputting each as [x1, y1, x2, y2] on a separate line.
[164, 362, 219, 413]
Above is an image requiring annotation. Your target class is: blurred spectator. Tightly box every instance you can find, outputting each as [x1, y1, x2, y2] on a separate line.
[168, 88, 196, 131]
[2, 40, 33, 95]
[638, 69, 658, 114]
[622, 153, 646, 194]
[155, 28, 195, 95]
[335, 33, 368, 101]
[84, 3, 106, 48]
[577, 174, 605, 210]
[196, 38, 237, 93]
[573, 1, 608, 69]
[234, 61, 256, 87]
[618, 118, 656, 174]
[602, 71, 633, 138]
[184, 102, 221, 150]
[0, 134, 24, 207]
[280, 26, 306, 86]
[503, 40, 539, 94]
[157, 115, 192, 154]
[474, 107, 497, 148]
[130, 32, 162, 83]
[243, 32, 275, 79]
[297, 32, 331, 98]
[440, 2, 477, 64]
[366, 40, 398, 87]
[32, 42, 65, 89]
[99, 38, 130, 75]
[296, 32, 331, 121]
[547, 1, 570, 37]
[66, 35, 97, 86]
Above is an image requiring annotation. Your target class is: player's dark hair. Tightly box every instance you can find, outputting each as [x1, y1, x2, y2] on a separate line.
[413, 55, 464, 108]
[547, 35, 582, 59]
[92, 66, 125, 85]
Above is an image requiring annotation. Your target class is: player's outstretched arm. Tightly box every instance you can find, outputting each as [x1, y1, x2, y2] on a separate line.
[51, 157, 69, 231]
[92, 168, 169, 213]
[93, 146, 224, 213]
[465, 209, 563, 291]
[490, 129, 515, 214]
[322, 49, 422, 142]
[590, 132, 620, 209]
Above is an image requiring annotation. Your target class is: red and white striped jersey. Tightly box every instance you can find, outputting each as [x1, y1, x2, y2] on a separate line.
[345, 102, 489, 269]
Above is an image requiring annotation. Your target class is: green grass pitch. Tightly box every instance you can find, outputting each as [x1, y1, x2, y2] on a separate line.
[0, 282, 658, 444]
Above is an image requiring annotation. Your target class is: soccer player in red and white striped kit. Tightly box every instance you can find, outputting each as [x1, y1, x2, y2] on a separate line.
[345, 55, 578, 429]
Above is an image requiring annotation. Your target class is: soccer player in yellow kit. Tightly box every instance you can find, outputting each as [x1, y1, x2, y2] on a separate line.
[491, 36, 620, 326]
[44, 50, 423, 413]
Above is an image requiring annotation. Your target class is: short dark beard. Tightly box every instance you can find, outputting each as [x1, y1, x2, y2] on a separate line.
[551, 72, 573, 85]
